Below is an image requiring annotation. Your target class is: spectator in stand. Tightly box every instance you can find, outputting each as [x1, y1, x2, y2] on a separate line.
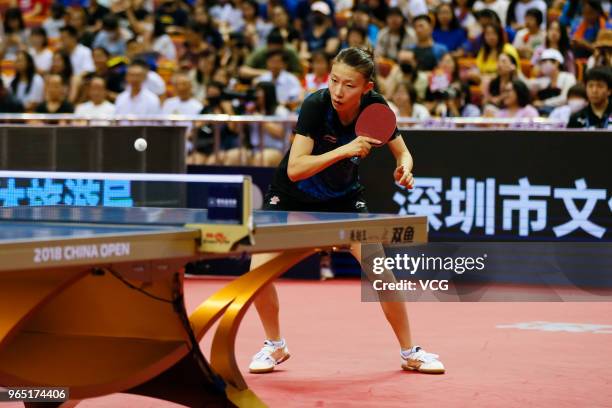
[475, 23, 519, 78]
[75, 76, 116, 117]
[239, 0, 273, 49]
[389, 81, 430, 119]
[506, 0, 547, 31]
[114, 61, 161, 114]
[347, 4, 379, 46]
[191, 6, 224, 50]
[433, 2, 468, 56]
[149, 19, 177, 61]
[512, 8, 545, 59]
[18, 0, 51, 21]
[155, 0, 189, 34]
[92, 15, 127, 57]
[9, 50, 45, 111]
[268, 4, 301, 51]
[549, 83, 588, 124]
[529, 49, 577, 114]
[342, 26, 370, 50]
[587, 29, 612, 69]
[406, 14, 449, 72]
[209, 0, 243, 34]
[68, 7, 95, 48]
[374, 7, 415, 62]
[42, 3, 66, 40]
[453, 0, 479, 40]
[130, 58, 166, 97]
[570, 0, 612, 59]
[162, 72, 203, 115]
[240, 32, 303, 80]
[1, 8, 28, 61]
[190, 50, 219, 102]
[29, 27, 53, 74]
[192, 81, 240, 165]
[568, 67, 612, 129]
[485, 79, 539, 119]
[303, 51, 330, 96]
[531, 20, 575, 76]
[0, 78, 25, 113]
[472, 0, 510, 27]
[60, 26, 95, 76]
[465, 9, 515, 57]
[395, 0, 428, 23]
[294, 0, 335, 32]
[300, 1, 339, 60]
[363, 0, 390, 28]
[378, 49, 429, 101]
[246, 81, 291, 167]
[86, 0, 110, 32]
[181, 22, 215, 68]
[35, 73, 74, 113]
[255, 49, 304, 110]
[482, 52, 524, 108]
[90, 47, 125, 101]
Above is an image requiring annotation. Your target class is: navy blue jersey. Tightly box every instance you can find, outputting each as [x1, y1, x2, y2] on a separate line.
[269, 88, 399, 203]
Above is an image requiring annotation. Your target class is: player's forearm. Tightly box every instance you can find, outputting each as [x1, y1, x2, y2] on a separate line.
[395, 151, 413, 171]
[287, 149, 348, 182]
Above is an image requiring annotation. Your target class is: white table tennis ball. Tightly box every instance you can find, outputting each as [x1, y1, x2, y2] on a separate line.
[134, 138, 147, 152]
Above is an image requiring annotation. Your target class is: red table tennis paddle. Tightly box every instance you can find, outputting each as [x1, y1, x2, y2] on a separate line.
[351, 103, 397, 164]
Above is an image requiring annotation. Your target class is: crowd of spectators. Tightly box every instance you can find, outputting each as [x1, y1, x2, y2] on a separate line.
[1, 0, 611, 165]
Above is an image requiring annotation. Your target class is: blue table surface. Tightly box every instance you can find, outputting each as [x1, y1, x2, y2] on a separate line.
[0, 206, 398, 243]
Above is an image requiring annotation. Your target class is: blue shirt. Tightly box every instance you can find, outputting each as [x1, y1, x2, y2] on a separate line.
[433, 28, 467, 52]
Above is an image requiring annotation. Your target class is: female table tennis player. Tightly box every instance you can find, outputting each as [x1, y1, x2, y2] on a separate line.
[248, 47, 445, 375]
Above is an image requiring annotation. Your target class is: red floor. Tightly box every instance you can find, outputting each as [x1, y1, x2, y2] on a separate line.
[6, 278, 612, 407]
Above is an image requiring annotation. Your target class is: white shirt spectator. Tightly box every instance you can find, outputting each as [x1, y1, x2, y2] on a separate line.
[153, 34, 177, 61]
[11, 74, 45, 106]
[115, 88, 161, 115]
[548, 105, 572, 124]
[29, 47, 53, 73]
[513, 28, 546, 51]
[473, 0, 510, 27]
[42, 17, 65, 40]
[145, 71, 166, 96]
[255, 71, 303, 106]
[70, 44, 95, 76]
[510, 0, 547, 28]
[393, 0, 428, 22]
[210, 3, 244, 32]
[75, 100, 116, 116]
[162, 97, 203, 115]
[249, 105, 290, 151]
[389, 101, 431, 120]
[528, 71, 577, 107]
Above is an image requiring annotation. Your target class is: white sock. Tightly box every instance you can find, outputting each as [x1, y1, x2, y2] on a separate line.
[400, 346, 420, 358]
[269, 338, 285, 348]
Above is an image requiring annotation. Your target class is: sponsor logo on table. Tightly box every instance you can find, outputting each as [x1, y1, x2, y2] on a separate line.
[391, 226, 414, 243]
[202, 232, 230, 245]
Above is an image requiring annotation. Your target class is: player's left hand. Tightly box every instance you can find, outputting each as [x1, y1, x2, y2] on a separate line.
[394, 165, 414, 189]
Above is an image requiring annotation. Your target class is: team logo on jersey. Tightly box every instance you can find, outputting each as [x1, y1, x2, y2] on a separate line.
[323, 134, 337, 143]
[269, 195, 280, 205]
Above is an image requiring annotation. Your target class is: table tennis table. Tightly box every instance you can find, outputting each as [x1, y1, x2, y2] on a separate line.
[0, 205, 427, 407]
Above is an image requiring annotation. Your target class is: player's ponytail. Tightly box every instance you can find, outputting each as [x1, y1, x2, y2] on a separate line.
[333, 47, 375, 82]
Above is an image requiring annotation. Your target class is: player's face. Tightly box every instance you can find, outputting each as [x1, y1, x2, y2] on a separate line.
[329, 62, 373, 113]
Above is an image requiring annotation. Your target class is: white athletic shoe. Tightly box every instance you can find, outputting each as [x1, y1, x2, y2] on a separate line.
[401, 346, 445, 374]
[248, 339, 291, 373]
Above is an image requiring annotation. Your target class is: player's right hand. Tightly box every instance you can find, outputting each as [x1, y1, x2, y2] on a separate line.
[342, 136, 381, 159]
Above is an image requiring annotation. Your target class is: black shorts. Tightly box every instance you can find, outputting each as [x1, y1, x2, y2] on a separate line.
[262, 188, 369, 213]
